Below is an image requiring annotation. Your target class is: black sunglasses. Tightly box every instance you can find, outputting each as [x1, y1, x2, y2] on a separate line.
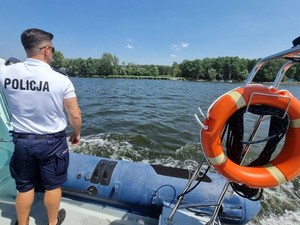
[39, 46, 55, 53]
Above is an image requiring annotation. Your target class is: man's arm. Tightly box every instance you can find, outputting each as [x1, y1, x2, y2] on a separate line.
[64, 97, 82, 145]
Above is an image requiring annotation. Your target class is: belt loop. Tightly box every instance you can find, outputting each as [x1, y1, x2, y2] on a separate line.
[12, 131, 18, 138]
[12, 131, 19, 143]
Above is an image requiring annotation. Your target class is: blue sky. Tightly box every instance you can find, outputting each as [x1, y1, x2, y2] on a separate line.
[1, 0, 300, 65]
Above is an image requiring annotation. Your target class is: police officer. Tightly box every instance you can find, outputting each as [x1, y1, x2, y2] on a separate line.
[0, 28, 82, 225]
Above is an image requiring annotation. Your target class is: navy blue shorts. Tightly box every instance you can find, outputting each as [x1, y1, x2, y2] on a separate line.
[10, 131, 69, 192]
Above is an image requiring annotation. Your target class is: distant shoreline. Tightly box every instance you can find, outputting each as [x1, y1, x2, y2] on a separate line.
[73, 75, 300, 85]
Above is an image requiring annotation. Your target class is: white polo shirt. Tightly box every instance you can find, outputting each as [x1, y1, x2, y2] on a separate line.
[0, 58, 76, 134]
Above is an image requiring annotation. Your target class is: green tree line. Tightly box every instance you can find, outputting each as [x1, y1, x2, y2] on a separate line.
[51, 51, 300, 82]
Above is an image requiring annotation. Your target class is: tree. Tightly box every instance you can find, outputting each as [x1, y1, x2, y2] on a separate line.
[202, 58, 214, 80]
[171, 62, 181, 77]
[180, 60, 202, 80]
[98, 53, 119, 76]
[158, 65, 171, 76]
[65, 58, 84, 76]
[148, 65, 159, 76]
[85, 57, 98, 76]
[292, 64, 300, 81]
[255, 60, 282, 82]
[51, 51, 64, 68]
[207, 68, 217, 81]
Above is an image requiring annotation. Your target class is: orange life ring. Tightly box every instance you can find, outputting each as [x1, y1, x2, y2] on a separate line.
[201, 84, 300, 188]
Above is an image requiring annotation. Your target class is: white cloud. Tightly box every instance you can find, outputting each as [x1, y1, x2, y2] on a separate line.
[126, 38, 134, 49]
[171, 44, 180, 51]
[171, 42, 189, 51]
[181, 42, 189, 48]
[171, 54, 177, 58]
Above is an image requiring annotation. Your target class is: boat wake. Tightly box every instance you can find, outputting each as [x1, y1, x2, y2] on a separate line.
[249, 179, 300, 225]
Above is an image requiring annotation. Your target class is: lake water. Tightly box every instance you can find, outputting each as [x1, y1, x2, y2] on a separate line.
[69, 77, 300, 225]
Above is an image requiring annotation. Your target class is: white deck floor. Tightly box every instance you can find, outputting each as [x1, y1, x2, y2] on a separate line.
[0, 194, 158, 225]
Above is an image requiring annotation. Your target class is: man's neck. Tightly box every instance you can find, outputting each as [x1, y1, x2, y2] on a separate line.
[29, 55, 49, 64]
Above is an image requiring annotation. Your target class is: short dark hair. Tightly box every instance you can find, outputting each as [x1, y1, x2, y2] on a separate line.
[21, 28, 54, 50]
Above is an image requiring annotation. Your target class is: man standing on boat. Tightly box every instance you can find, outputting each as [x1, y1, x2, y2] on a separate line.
[0, 28, 82, 225]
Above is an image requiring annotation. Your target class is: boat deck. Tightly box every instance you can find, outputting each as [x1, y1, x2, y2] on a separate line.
[0, 193, 158, 225]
